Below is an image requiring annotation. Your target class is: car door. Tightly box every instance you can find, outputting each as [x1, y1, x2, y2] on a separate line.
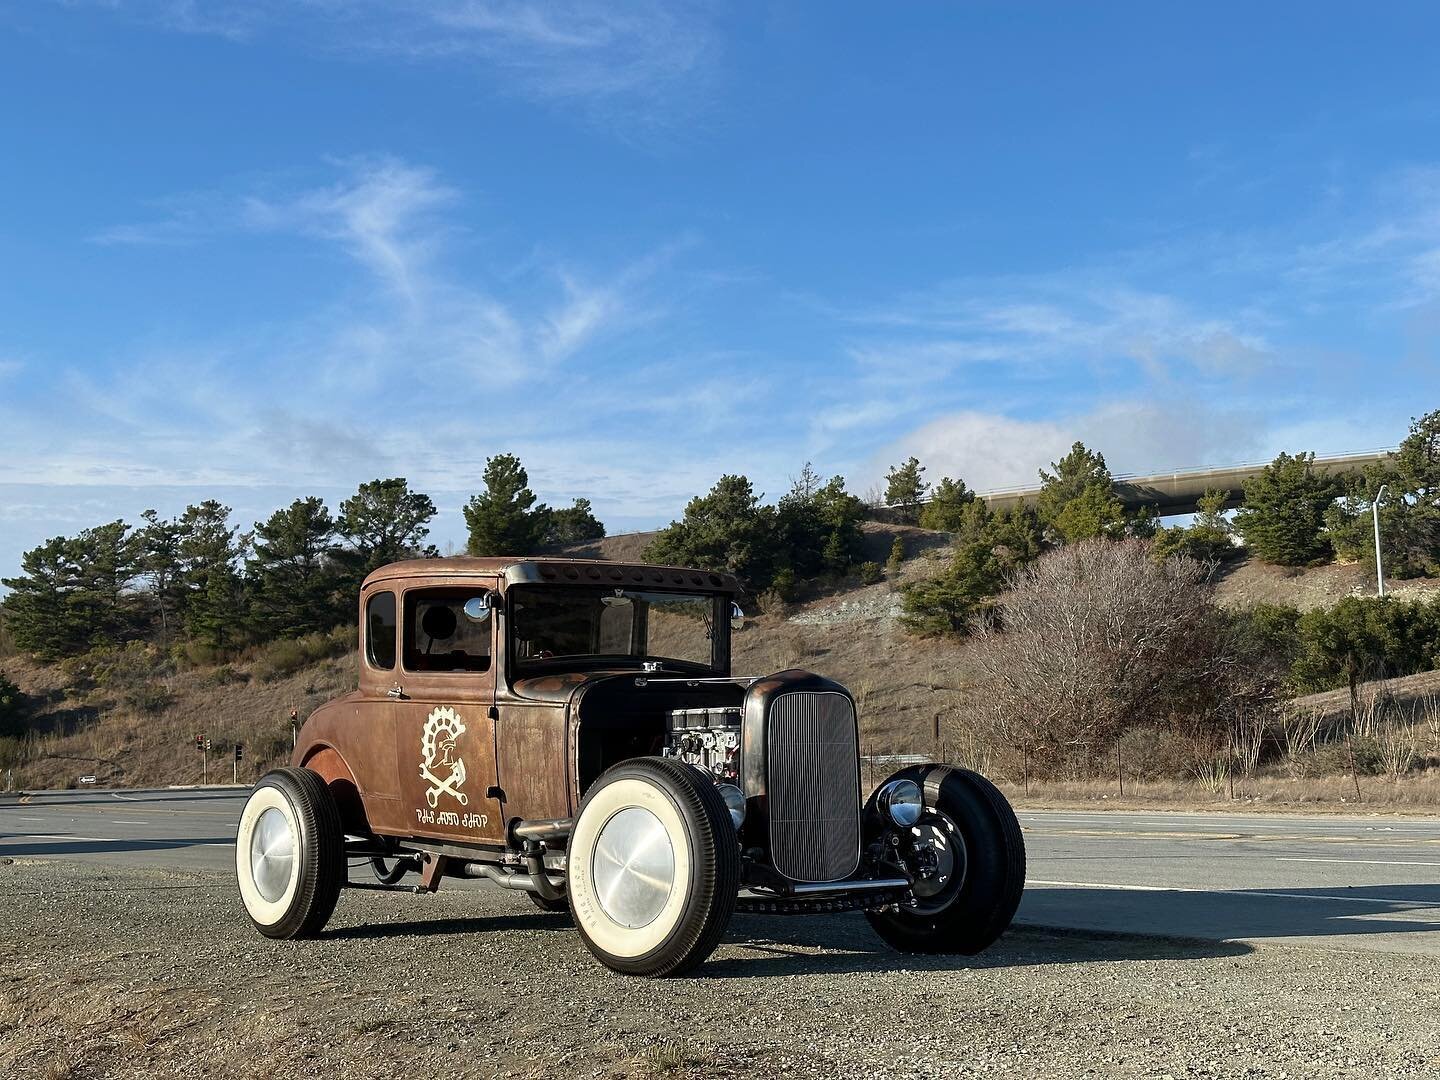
[390, 582, 506, 845]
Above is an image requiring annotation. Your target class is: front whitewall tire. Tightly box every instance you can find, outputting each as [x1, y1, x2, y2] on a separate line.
[567, 758, 738, 977]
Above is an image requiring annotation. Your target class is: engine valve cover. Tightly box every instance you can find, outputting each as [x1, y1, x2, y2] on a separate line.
[662, 707, 741, 785]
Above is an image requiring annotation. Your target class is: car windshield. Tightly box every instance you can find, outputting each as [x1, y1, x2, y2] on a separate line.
[509, 585, 723, 672]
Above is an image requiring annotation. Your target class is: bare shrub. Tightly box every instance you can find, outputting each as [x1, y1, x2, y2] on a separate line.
[1192, 752, 1229, 794]
[1352, 684, 1389, 739]
[969, 540, 1237, 771]
[1377, 718, 1419, 781]
[1229, 705, 1271, 780]
[1422, 695, 1440, 753]
[1279, 706, 1324, 774]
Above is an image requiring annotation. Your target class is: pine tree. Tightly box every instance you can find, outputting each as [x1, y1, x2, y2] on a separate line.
[247, 497, 341, 638]
[138, 509, 185, 646]
[176, 501, 246, 646]
[336, 478, 438, 592]
[1, 535, 90, 659]
[464, 454, 552, 556]
[1152, 489, 1236, 564]
[1037, 442, 1126, 542]
[919, 477, 975, 531]
[545, 498, 606, 547]
[884, 457, 929, 523]
[886, 536, 906, 576]
[1234, 452, 1341, 567]
[644, 475, 777, 585]
[1, 522, 143, 658]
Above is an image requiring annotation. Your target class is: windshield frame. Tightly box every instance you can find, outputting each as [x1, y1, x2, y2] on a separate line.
[504, 584, 730, 678]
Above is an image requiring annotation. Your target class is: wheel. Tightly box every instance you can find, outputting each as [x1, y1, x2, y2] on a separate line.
[236, 767, 344, 939]
[528, 892, 570, 914]
[865, 765, 1025, 955]
[566, 757, 738, 977]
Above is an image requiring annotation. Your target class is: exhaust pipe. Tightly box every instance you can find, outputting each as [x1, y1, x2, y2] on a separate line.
[511, 817, 573, 844]
[459, 862, 565, 895]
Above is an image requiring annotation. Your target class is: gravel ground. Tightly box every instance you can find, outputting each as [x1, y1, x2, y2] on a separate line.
[2, 859, 1438, 1080]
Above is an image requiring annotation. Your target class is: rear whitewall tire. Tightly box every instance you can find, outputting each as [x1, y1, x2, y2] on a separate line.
[567, 758, 738, 977]
[236, 767, 344, 939]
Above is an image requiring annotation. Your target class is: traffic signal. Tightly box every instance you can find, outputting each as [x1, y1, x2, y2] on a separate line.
[204, 737, 212, 752]
[194, 733, 203, 751]
[235, 743, 243, 763]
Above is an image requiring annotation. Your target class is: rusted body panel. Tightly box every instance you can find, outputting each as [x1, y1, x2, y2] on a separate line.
[293, 557, 739, 852]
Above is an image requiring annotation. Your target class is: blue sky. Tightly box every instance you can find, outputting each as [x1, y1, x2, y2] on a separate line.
[3, 1, 1439, 575]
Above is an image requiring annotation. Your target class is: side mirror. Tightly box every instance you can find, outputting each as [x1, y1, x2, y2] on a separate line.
[463, 594, 494, 622]
[730, 601, 746, 630]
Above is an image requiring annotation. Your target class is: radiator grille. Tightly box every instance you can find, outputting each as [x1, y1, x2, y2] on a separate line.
[766, 692, 861, 882]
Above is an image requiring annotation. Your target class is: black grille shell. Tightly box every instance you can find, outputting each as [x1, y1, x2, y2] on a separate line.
[765, 691, 861, 882]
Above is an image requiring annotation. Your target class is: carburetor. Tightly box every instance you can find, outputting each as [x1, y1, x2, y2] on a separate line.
[663, 706, 741, 786]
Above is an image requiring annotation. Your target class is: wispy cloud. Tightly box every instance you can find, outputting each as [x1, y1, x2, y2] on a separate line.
[13, 158, 690, 499]
[61, 1, 719, 130]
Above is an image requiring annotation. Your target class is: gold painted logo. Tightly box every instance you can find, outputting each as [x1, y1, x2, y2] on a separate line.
[420, 706, 468, 808]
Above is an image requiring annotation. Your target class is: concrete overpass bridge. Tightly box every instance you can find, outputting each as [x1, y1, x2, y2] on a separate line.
[973, 449, 1393, 518]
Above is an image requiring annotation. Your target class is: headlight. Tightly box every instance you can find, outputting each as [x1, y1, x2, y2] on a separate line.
[716, 783, 746, 830]
[877, 779, 923, 828]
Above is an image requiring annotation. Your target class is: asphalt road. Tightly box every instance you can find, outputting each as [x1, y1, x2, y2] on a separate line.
[3, 788, 1439, 956]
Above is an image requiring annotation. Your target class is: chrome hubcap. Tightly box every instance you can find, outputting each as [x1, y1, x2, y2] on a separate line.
[591, 806, 675, 929]
[909, 812, 966, 908]
[249, 806, 295, 903]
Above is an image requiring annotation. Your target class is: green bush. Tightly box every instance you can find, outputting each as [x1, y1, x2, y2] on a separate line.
[1290, 596, 1440, 692]
[857, 561, 883, 586]
[200, 664, 249, 688]
[901, 542, 1004, 636]
[251, 626, 352, 683]
[885, 537, 906, 576]
[1296, 737, 1384, 778]
[125, 682, 174, 715]
[0, 672, 27, 737]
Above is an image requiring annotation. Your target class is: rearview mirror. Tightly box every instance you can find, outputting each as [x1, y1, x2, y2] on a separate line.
[730, 601, 746, 629]
[463, 595, 493, 622]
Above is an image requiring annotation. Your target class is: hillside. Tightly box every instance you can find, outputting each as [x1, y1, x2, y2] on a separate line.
[4, 528, 1440, 794]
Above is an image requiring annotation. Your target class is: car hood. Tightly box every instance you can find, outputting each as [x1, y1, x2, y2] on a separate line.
[508, 670, 630, 704]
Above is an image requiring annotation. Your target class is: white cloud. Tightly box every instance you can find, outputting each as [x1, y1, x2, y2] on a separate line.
[61, 1, 719, 129]
[870, 401, 1270, 495]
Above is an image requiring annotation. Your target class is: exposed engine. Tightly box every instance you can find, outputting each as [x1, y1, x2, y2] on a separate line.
[663, 706, 741, 786]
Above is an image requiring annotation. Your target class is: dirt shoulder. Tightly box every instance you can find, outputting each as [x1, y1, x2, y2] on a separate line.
[3, 861, 1438, 1080]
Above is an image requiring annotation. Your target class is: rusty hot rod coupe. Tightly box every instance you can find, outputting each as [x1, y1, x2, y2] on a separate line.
[235, 558, 1025, 976]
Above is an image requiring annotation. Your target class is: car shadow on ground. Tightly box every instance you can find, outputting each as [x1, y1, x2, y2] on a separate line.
[325, 911, 574, 940]
[700, 912, 1252, 978]
[1018, 884, 1440, 947]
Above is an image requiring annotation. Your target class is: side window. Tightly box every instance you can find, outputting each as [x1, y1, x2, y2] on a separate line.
[366, 591, 397, 670]
[404, 589, 494, 673]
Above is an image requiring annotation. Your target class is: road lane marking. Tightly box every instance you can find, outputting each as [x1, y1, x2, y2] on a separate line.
[110, 820, 148, 826]
[1277, 857, 1440, 868]
[1029, 878, 1438, 907]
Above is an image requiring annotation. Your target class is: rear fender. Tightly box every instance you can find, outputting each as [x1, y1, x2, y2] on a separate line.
[298, 744, 369, 837]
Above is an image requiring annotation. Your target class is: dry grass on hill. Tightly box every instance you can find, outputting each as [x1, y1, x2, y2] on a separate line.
[1, 646, 357, 791]
[8, 531, 1440, 805]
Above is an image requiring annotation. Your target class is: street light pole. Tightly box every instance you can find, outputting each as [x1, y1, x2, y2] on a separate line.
[1373, 483, 1390, 598]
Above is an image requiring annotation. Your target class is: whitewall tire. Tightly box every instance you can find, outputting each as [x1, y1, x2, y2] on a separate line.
[236, 767, 344, 939]
[567, 757, 738, 977]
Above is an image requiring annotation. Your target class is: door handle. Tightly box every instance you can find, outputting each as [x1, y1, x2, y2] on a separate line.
[387, 686, 407, 700]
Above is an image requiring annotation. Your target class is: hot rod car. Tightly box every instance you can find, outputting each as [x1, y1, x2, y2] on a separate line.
[236, 557, 1025, 976]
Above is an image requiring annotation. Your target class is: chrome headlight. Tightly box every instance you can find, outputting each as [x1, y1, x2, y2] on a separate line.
[716, 783, 746, 830]
[877, 778, 923, 828]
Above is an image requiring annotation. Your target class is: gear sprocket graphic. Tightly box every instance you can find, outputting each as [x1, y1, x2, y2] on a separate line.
[421, 706, 468, 807]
